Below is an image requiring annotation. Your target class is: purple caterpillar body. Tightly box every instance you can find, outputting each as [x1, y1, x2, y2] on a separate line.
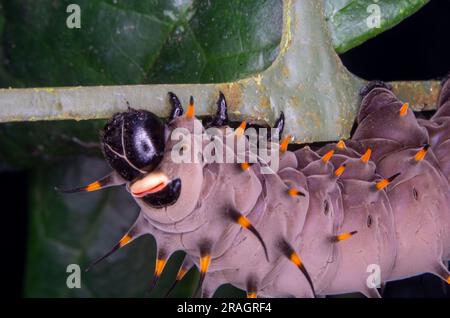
[59, 79, 450, 298]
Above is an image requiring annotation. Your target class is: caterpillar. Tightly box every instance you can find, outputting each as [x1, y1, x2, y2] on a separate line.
[58, 78, 450, 298]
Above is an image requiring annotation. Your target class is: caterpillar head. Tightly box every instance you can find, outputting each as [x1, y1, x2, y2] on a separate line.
[130, 116, 207, 223]
[101, 107, 189, 216]
[101, 94, 231, 225]
[102, 107, 167, 181]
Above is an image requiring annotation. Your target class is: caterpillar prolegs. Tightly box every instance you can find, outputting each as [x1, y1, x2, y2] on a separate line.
[59, 78, 450, 298]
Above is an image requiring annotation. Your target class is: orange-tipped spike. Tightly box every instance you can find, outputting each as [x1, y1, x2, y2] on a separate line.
[361, 148, 372, 164]
[279, 239, 315, 297]
[237, 215, 251, 229]
[194, 242, 212, 297]
[119, 233, 132, 247]
[85, 181, 102, 192]
[289, 251, 303, 268]
[85, 233, 133, 271]
[288, 188, 305, 197]
[186, 96, 195, 119]
[247, 292, 257, 298]
[154, 258, 166, 277]
[322, 150, 334, 163]
[333, 231, 358, 242]
[334, 164, 346, 177]
[148, 252, 168, 292]
[376, 179, 389, 191]
[199, 254, 211, 275]
[246, 277, 258, 298]
[235, 121, 247, 137]
[176, 267, 189, 282]
[229, 210, 269, 261]
[446, 276, 450, 284]
[165, 258, 193, 297]
[336, 140, 346, 149]
[240, 162, 252, 171]
[375, 172, 401, 191]
[56, 174, 115, 194]
[414, 144, 430, 161]
[399, 102, 409, 116]
[280, 135, 293, 153]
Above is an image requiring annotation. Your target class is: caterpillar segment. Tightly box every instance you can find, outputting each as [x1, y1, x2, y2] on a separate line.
[60, 76, 450, 297]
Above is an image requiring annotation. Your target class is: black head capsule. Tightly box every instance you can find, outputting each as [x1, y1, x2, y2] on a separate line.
[102, 108, 166, 181]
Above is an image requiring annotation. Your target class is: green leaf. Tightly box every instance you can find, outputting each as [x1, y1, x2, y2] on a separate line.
[0, 0, 282, 87]
[325, 0, 429, 54]
[26, 156, 199, 297]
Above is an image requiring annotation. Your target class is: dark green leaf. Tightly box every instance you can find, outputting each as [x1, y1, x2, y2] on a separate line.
[325, 0, 429, 54]
[0, 0, 282, 87]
